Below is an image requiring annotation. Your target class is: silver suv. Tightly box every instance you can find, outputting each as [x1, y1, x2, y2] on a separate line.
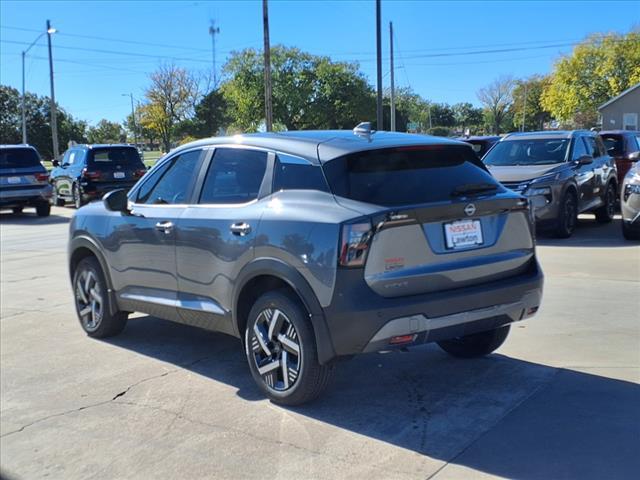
[68, 129, 543, 405]
[484, 131, 618, 238]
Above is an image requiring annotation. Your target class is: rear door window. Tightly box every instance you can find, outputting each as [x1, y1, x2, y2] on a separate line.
[273, 153, 329, 192]
[0, 148, 41, 168]
[602, 135, 624, 156]
[322, 145, 497, 207]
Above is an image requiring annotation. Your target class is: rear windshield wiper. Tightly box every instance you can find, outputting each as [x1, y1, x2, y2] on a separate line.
[451, 183, 499, 197]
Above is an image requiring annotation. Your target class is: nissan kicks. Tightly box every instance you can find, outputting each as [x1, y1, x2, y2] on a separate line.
[68, 128, 543, 405]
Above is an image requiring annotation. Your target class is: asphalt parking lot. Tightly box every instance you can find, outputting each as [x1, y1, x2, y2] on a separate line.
[1, 206, 639, 480]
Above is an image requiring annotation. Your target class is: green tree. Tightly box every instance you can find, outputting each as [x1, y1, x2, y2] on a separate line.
[191, 89, 229, 137]
[429, 103, 456, 128]
[509, 75, 552, 131]
[453, 102, 484, 132]
[87, 119, 125, 144]
[477, 76, 515, 134]
[541, 32, 640, 127]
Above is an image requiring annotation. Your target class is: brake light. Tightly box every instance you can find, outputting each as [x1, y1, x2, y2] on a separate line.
[339, 221, 373, 267]
[133, 168, 147, 179]
[35, 172, 49, 182]
[82, 168, 100, 180]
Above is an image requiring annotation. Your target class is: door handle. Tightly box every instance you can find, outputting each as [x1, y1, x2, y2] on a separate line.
[230, 222, 251, 236]
[155, 221, 174, 234]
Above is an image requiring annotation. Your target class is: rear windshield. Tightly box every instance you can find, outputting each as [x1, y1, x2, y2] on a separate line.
[322, 146, 497, 207]
[601, 135, 624, 156]
[0, 148, 41, 168]
[88, 147, 142, 167]
[484, 139, 569, 166]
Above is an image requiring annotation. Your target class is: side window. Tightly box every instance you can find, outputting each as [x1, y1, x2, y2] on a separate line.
[572, 137, 588, 160]
[136, 149, 202, 205]
[632, 136, 640, 152]
[584, 136, 602, 157]
[199, 148, 268, 204]
[273, 153, 329, 192]
[61, 150, 72, 166]
[74, 149, 86, 165]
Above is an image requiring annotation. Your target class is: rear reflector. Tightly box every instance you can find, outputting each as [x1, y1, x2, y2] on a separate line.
[389, 334, 417, 345]
[527, 306, 539, 316]
[134, 168, 147, 179]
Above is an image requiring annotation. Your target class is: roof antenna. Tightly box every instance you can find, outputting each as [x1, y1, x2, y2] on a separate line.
[353, 122, 374, 141]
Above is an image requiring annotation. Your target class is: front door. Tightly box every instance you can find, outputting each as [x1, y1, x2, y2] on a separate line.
[105, 148, 204, 321]
[175, 147, 271, 335]
[571, 136, 596, 210]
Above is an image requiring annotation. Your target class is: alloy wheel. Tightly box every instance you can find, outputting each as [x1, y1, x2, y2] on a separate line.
[248, 308, 301, 391]
[75, 270, 103, 332]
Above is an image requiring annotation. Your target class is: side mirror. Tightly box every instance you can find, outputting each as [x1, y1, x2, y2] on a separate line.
[578, 155, 593, 165]
[103, 189, 129, 212]
[628, 151, 640, 162]
[52, 159, 60, 167]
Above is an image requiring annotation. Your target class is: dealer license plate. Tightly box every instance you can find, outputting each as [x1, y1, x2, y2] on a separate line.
[113, 172, 125, 179]
[444, 219, 483, 249]
[7, 176, 21, 184]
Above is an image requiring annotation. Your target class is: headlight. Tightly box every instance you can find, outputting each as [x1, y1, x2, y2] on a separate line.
[525, 186, 552, 196]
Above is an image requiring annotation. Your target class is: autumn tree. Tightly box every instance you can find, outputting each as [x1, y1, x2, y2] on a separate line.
[477, 76, 515, 134]
[541, 32, 640, 127]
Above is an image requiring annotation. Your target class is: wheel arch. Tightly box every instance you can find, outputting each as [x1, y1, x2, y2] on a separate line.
[233, 258, 337, 365]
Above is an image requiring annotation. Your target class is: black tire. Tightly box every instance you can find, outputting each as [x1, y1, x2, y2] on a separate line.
[11, 206, 23, 215]
[622, 221, 640, 241]
[437, 325, 511, 358]
[245, 290, 333, 406]
[73, 257, 127, 338]
[595, 182, 616, 223]
[554, 191, 578, 238]
[73, 183, 84, 209]
[52, 185, 65, 207]
[35, 202, 51, 217]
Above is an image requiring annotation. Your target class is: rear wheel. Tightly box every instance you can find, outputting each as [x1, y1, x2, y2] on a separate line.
[437, 325, 510, 358]
[595, 182, 616, 223]
[73, 257, 127, 338]
[11, 206, 23, 215]
[35, 202, 50, 217]
[245, 290, 333, 406]
[73, 183, 84, 209]
[554, 191, 577, 238]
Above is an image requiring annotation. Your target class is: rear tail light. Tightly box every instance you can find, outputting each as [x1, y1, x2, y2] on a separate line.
[339, 221, 373, 267]
[133, 168, 147, 179]
[35, 172, 49, 183]
[82, 168, 100, 180]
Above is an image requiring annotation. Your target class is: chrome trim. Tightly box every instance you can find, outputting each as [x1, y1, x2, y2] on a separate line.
[119, 292, 225, 315]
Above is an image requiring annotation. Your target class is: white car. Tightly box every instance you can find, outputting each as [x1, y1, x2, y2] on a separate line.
[621, 159, 640, 240]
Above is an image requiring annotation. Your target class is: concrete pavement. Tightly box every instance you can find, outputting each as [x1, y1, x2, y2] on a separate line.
[1, 207, 639, 479]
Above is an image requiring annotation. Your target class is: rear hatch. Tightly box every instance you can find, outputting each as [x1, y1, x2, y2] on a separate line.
[86, 147, 146, 185]
[322, 145, 534, 298]
[0, 147, 49, 192]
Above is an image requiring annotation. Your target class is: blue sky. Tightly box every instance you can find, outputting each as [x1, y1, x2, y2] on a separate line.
[1, 0, 637, 126]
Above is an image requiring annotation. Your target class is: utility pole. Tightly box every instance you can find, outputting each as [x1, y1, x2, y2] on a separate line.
[262, 0, 273, 132]
[209, 20, 220, 87]
[389, 21, 396, 132]
[123, 93, 138, 146]
[46, 19, 59, 159]
[521, 82, 528, 132]
[375, 0, 383, 130]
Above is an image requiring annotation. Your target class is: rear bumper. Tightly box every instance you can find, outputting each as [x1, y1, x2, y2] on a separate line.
[0, 185, 52, 207]
[322, 259, 543, 356]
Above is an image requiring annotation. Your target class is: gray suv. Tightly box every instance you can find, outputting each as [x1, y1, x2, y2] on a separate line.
[484, 131, 618, 238]
[68, 129, 543, 405]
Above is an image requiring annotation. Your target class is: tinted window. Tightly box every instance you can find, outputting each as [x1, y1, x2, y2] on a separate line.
[484, 139, 569, 166]
[601, 135, 624, 156]
[571, 138, 588, 161]
[323, 146, 496, 207]
[199, 148, 267, 204]
[88, 147, 143, 168]
[0, 148, 41, 168]
[273, 153, 329, 192]
[583, 136, 601, 157]
[136, 150, 201, 204]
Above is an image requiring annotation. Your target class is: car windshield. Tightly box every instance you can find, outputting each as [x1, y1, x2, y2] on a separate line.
[0, 148, 41, 168]
[88, 147, 142, 168]
[322, 145, 497, 207]
[484, 139, 569, 166]
[601, 135, 624, 156]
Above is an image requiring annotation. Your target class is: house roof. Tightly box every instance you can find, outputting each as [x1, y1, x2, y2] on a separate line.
[598, 83, 640, 111]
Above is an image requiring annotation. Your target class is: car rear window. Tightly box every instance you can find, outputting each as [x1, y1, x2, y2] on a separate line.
[0, 148, 41, 168]
[88, 147, 143, 168]
[601, 135, 624, 156]
[322, 145, 497, 207]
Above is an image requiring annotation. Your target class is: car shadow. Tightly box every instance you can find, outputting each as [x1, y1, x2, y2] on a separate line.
[536, 215, 635, 247]
[0, 210, 71, 225]
[104, 316, 640, 480]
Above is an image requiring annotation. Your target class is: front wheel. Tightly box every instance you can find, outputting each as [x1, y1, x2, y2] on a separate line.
[595, 183, 616, 223]
[437, 325, 511, 358]
[245, 290, 333, 406]
[73, 183, 84, 209]
[52, 185, 65, 207]
[73, 257, 127, 338]
[554, 191, 577, 238]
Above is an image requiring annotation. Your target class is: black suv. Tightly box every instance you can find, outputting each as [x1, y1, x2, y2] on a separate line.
[0, 145, 52, 216]
[50, 144, 146, 208]
[68, 129, 543, 405]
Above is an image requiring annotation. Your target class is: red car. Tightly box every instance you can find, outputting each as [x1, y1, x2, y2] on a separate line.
[599, 130, 640, 184]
